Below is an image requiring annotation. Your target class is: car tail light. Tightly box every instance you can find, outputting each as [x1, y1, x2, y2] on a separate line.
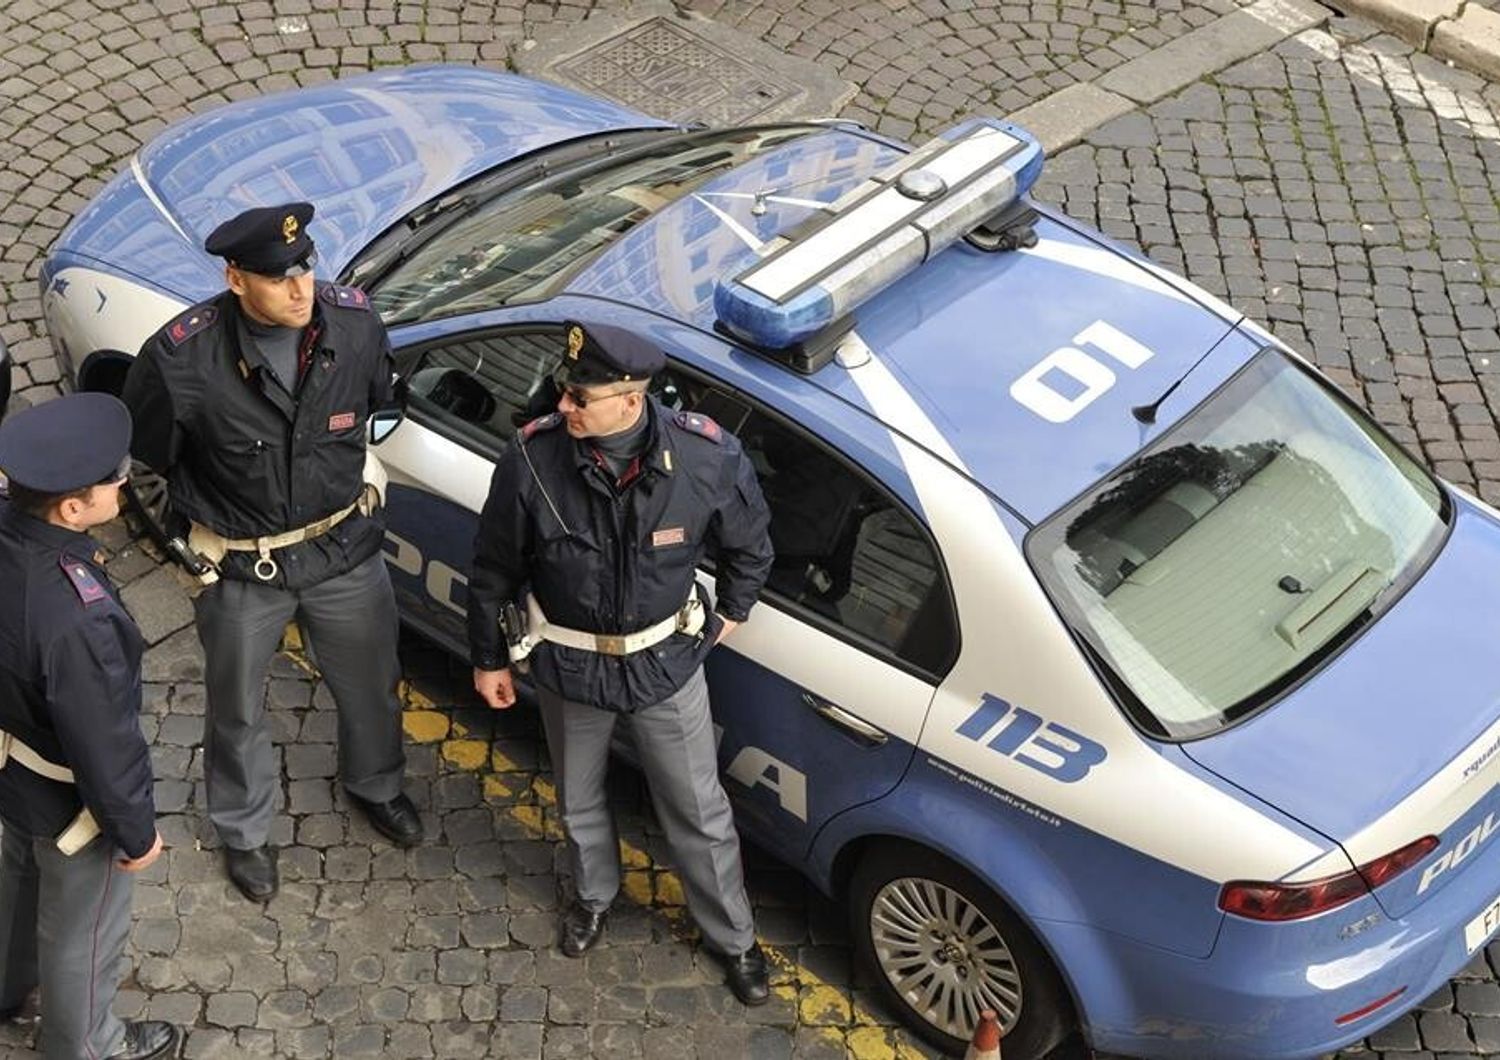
[1219, 836, 1439, 922]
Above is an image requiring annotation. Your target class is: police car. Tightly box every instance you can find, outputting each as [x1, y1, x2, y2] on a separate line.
[40, 65, 1500, 1060]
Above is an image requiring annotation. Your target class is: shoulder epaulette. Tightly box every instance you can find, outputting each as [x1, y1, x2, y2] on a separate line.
[58, 555, 108, 606]
[673, 411, 723, 444]
[320, 283, 371, 311]
[519, 412, 563, 442]
[164, 305, 218, 347]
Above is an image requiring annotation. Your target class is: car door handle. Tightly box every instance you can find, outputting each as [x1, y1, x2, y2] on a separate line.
[801, 692, 888, 746]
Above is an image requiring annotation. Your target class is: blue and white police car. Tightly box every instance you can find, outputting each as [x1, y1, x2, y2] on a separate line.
[41, 65, 1500, 1059]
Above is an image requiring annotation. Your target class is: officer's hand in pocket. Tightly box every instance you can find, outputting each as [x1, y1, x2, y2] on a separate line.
[474, 667, 516, 710]
[714, 615, 739, 645]
[118, 830, 164, 872]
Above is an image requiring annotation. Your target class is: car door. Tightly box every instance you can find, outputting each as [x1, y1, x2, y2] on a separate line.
[374, 311, 571, 653]
[652, 364, 960, 865]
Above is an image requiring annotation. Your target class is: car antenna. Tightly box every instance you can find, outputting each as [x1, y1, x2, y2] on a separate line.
[1131, 342, 1222, 424]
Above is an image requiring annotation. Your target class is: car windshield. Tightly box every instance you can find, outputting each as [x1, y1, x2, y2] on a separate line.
[1028, 349, 1447, 739]
[371, 126, 817, 325]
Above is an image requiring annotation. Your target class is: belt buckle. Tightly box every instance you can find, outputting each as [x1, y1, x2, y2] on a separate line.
[595, 633, 628, 656]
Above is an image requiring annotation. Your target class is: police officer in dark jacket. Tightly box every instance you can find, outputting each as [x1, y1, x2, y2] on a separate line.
[123, 203, 421, 904]
[469, 322, 775, 1004]
[0, 393, 178, 1059]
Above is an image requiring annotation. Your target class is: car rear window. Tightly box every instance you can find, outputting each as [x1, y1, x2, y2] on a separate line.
[1027, 349, 1447, 739]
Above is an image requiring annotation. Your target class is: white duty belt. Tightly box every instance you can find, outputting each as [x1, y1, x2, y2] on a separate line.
[183, 450, 388, 586]
[189, 497, 360, 585]
[0, 729, 102, 855]
[508, 592, 706, 664]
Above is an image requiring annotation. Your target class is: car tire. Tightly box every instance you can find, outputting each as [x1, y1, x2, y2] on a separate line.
[123, 463, 172, 552]
[849, 842, 1076, 1059]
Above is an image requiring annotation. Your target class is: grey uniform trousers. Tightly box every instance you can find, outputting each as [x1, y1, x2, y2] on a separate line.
[195, 553, 405, 849]
[0, 822, 132, 1059]
[537, 665, 756, 956]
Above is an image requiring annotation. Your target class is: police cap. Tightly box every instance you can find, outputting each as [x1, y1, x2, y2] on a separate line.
[205, 202, 318, 277]
[0, 393, 132, 493]
[554, 321, 665, 387]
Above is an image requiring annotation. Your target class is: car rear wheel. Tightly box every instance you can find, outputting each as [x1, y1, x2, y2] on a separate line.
[849, 843, 1075, 1059]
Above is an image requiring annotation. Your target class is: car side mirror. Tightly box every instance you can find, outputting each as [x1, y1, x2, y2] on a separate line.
[369, 407, 404, 445]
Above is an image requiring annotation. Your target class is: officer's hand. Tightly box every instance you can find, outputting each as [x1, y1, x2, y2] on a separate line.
[118, 830, 164, 872]
[714, 615, 739, 644]
[474, 667, 516, 710]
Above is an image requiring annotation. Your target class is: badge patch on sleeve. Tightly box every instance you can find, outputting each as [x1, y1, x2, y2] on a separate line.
[59, 556, 108, 605]
[328, 411, 357, 431]
[652, 527, 686, 548]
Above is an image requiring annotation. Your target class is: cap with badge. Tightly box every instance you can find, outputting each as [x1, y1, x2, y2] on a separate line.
[553, 321, 666, 387]
[205, 202, 318, 278]
[0, 392, 132, 493]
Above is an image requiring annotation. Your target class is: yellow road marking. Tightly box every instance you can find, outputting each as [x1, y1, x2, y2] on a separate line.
[282, 644, 923, 1055]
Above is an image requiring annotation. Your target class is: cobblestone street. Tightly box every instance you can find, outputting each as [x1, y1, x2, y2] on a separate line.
[3, 1, 1500, 1057]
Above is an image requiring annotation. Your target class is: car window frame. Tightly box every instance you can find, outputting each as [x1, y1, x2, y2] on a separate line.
[394, 323, 565, 461]
[652, 360, 962, 685]
[394, 325, 962, 685]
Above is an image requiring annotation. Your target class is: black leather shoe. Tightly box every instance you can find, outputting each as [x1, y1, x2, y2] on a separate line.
[108, 1020, 180, 1059]
[558, 900, 608, 958]
[351, 791, 424, 848]
[0, 986, 37, 1022]
[722, 942, 770, 1006]
[225, 845, 279, 902]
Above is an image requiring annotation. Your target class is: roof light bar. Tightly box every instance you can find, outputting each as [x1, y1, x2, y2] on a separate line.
[713, 117, 1044, 353]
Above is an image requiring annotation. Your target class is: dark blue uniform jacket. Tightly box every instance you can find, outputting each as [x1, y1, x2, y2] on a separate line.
[467, 398, 774, 712]
[122, 283, 393, 590]
[0, 501, 155, 857]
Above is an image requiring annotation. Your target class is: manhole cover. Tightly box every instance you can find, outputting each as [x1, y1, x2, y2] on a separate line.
[553, 17, 800, 126]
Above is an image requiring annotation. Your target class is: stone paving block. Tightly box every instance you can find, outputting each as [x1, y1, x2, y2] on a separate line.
[119, 565, 195, 645]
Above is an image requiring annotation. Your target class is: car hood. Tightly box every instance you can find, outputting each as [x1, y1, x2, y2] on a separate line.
[51, 65, 667, 302]
[1183, 495, 1500, 910]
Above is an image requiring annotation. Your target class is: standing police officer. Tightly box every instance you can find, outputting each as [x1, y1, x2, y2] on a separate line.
[0, 394, 178, 1059]
[123, 203, 421, 903]
[468, 322, 775, 1004]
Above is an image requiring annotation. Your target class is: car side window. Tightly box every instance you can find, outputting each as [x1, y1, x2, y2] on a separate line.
[654, 369, 958, 679]
[403, 327, 561, 453]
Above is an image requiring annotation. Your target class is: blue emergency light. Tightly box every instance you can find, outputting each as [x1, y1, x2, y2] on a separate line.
[713, 117, 1044, 354]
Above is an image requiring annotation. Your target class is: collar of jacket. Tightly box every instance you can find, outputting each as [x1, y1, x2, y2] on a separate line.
[570, 397, 676, 479]
[0, 500, 103, 562]
[224, 292, 331, 383]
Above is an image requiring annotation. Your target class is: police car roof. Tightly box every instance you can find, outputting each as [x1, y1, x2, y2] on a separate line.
[566, 131, 1255, 523]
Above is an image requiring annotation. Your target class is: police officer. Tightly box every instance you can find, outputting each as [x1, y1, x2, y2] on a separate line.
[122, 202, 421, 904]
[0, 394, 178, 1059]
[469, 322, 775, 1004]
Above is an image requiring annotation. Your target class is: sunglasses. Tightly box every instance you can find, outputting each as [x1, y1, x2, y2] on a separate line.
[552, 371, 634, 409]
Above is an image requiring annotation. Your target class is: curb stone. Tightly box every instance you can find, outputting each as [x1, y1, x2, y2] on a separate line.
[1335, 0, 1500, 82]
